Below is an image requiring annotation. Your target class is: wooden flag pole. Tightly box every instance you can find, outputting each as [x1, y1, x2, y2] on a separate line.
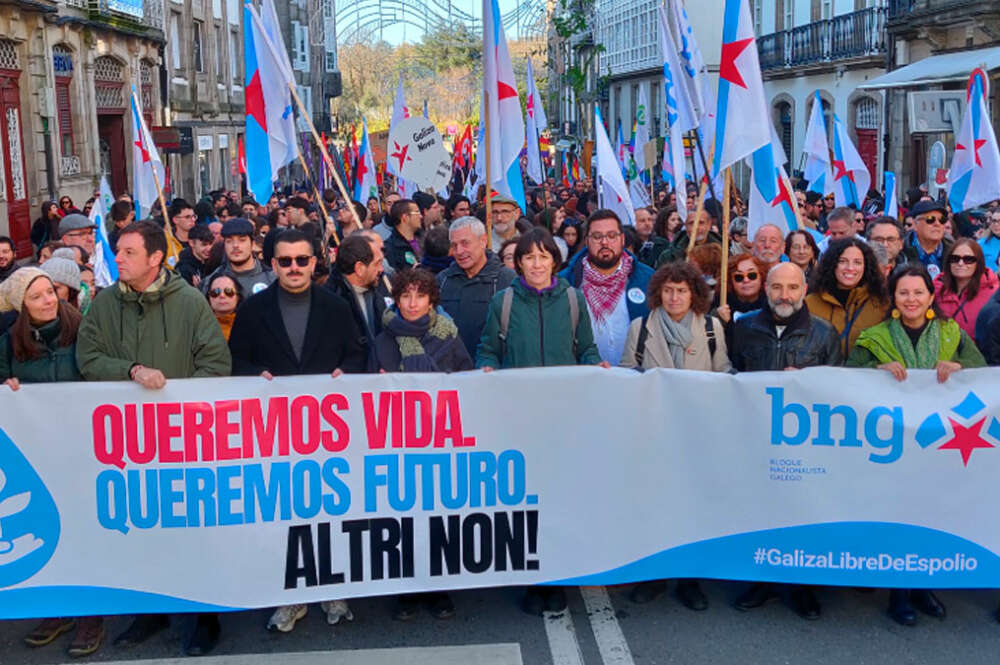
[692, 130, 718, 203]
[295, 144, 340, 247]
[148, 165, 181, 267]
[685, 179, 709, 259]
[719, 167, 732, 306]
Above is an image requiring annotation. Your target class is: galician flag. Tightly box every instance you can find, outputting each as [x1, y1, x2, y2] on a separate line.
[633, 84, 650, 158]
[594, 105, 635, 227]
[712, 0, 769, 176]
[748, 126, 799, 238]
[353, 117, 377, 203]
[615, 122, 629, 179]
[659, 1, 690, 221]
[483, 0, 526, 212]
[668, 0, 705, 130]
[803, 91, 833, 195]
[831, 114, 871, 208]
[259, 0, 299, 168]
[947, 68, 1000, 212]
[129, 85, 164, 221]
[90, 177, 119, 287]
[524, 58, 547, 184]
[884, 171, 899, 219]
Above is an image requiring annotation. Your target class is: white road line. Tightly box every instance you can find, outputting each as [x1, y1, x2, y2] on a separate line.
[56, 643, 523, 665]
[543, 604, 586, 665]
[580, 586, 636, 665]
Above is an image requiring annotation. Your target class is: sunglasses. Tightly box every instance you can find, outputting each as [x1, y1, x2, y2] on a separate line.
[732, 271, 759, 283]
[948, 255, 977, 265]
[209, 287, 237, 298]
[920, 215, 945, 225]
[275, 255, 312, 268]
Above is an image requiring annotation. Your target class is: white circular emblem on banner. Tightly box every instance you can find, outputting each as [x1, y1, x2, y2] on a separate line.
[927, 264, 941, 279]
[627, 288, 646, 304]
[252, 282, 268, 294]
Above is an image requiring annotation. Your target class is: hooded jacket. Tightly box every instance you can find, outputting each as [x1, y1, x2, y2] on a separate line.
[437, 251, 516, 357]
[933, 268, 999, 341]
[77, 270, 232, 380]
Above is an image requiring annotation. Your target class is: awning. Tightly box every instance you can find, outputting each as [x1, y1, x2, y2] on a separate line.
[857, 46, 1000, 89]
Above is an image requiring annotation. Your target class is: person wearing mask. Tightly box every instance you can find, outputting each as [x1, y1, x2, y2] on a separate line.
[490, 195, 522, 251]
[58, 213, 97, 260]
[31, 201, 63, 249]
[204, 272, 243, 341]
[176, 224, 217, 287]
[559, 210, 654, 365]
[228, 228, 364, 634]
[1, 268, 96, 656]
[203, 218, 275, 297]
[385, 198, 424, 271]
[437, 216, 516, 358]
[75, 221, 231, 656]
[902, 200, 953, 278]
[729, 263, 840, 620]
[325, 232, 389, 372]
[785, 230, 819, 279]
[805, 238, 889, 358]
[977, 209, 1000, 270]
[866, 216, 907, 271]
[0, 236, 16, 283]
[933, 238, 998, 341]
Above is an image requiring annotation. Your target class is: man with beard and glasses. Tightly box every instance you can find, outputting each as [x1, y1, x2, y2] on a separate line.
[559, 209, 654, 364]
[727, 262, 839, 622]
[489, 195, 521, 252]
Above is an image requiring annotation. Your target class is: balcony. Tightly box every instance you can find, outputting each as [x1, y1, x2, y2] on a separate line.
[59, 155, 81, 177]
[758, 7, 887, 72]
[61, 0, 164, 34]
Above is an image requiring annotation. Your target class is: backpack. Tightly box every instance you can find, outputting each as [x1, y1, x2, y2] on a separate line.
[634, 313, 716, 367]
[497, 286, 579, 362]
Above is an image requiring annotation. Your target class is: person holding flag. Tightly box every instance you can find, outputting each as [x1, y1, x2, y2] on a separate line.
[947, 68, 1000, 214]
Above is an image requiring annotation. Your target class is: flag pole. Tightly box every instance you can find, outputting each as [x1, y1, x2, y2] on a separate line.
[692, 130, 718, 202]
[484, 96, 493, 240]
[148, 164, 180, 264]
[719, 167, 732, 306]
[294, 144, 339, 247]
[648, 167, 654, 204]
[286, 82, 363, 233]
[685, 179, 708, 259]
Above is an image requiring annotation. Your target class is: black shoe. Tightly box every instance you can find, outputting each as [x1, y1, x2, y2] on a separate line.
[392, 594, 421, 622]
[734, 583, 778, 611]
[910, 590, 946, 619]
[521, 588, 546, 616]
[675, 580, 708, 611]
[428, 593, 455, 620]
[113, 614, 169, 648]
[789, 587, 821, 620]
[544, 587, 567, 614]
[629, 580, 667, 604]
[184, 615, 220, 657]
[888, 590, 918, 627]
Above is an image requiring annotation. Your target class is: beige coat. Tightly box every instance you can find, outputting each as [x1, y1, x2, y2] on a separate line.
[619, 311, 731, 372]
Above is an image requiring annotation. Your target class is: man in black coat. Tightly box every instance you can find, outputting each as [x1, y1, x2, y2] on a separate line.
[385, 198, 423, 272]
[229, 228, 365, 378]
[324, 232, 389, 372]
[728, 262, 839, 621]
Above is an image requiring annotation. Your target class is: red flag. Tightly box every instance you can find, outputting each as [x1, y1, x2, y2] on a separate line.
[238, 136, 247, 175]
[454, 124, 473, 169]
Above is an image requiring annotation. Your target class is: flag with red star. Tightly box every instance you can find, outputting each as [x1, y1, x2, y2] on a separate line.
[947, 68, 1000, 213]
[803, 91, 833, 196]
[748, 126, 801, 238]
[129, 86, 164, 221]
[712, 0, 769, 176]
[353, 117, 378, 203]
[594, 105, 634, 227]
[524, 58, 547, 184]
[831, 113, 871, 209]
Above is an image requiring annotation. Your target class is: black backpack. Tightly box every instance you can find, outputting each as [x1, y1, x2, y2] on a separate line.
[634, 313, 716, 367]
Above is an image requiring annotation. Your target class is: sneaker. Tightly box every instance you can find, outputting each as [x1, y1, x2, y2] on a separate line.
[67, 617, 105, 658]
[320, 600, 354, 625]
[427, 592, 456, 620]
[24, 617, 76, 647]
[392, 595, 421, 622]
[266, 604, 308, 633]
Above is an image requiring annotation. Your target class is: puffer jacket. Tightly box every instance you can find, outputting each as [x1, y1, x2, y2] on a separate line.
[0, 319, 80, 383]
[475, 278, 602, 369]
[934, 269, 999, 341]
[77, 270, 232, 380]
[728, 303, 842, 371]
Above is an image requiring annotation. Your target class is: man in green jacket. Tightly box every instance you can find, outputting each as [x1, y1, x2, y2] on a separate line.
[75, 220, 230, 655]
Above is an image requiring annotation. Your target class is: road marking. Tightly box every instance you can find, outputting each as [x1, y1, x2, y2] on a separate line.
[56, 643, 523, 665]
[580, 586, 635, 665]
[543, 604, 586, 665]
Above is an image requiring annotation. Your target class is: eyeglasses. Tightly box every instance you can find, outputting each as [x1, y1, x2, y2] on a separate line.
[948, 255, 978, 265]
[209, 287, 237, 298]
[65, 229, 95, 237]
[275, 255, 312, 268]
[587, 231, 622, 243]
[869, 235, 900, 244]
[919, 215, 945, 225]
[732, 271, 759, 283]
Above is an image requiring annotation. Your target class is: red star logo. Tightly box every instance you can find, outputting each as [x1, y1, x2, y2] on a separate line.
[498, 80, 518, 101]
[938, 417, 994, 466]
[770, 172, 794, 210]
[245, 71, 267, 133]
[355, 151, 369, 184]
[832, 158, 854, 183]
[391, 141, 411, 172]
[526, 93, 535, 119]
[719, 37, 754, 89]
[956, 139, 988, 167]
[134, 135, 150, 164]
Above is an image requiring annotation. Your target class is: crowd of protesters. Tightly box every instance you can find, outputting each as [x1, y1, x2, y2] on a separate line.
[2, 175, 1000, 658]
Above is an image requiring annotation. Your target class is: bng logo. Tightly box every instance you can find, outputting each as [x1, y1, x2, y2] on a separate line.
[0, 427, 60, 587]
[768, 388, 999, 466]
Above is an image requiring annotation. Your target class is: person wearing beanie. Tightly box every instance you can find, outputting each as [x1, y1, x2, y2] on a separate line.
[41, 257, 81, 308]
[1, 267, 95, 655]
[58, 213, 97, 257]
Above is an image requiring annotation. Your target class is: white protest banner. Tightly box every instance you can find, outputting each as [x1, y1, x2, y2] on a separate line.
[3, 366, 1000, 618]
[387, 116, 452, 192]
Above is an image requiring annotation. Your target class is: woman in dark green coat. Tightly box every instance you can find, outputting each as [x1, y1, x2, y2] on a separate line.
[0, 267, 103, 656]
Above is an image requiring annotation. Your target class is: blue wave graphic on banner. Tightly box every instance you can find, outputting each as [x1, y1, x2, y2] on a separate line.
[0, 586, 241, 619]
[551, 522, 1000, 589]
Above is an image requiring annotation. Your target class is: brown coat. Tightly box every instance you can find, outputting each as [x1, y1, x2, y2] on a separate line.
[620, 312, 731, 372]
[805, 285, 888, 358]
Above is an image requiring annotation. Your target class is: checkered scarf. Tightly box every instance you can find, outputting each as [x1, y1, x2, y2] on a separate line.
[582, 252, 632, 324]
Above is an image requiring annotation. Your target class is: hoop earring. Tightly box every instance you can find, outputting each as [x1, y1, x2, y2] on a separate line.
[891, 309, 901, 319]
[926, 309, 936, 320]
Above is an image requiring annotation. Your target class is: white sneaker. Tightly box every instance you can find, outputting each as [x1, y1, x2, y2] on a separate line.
[320, 600, 355, 625]
[266, 604, 307, 632]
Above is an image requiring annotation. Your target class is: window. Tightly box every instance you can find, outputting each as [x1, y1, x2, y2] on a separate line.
[193, 21, 204, 73]
[775, 101, 792, 168]
[650, 81, 660, 138]
[296, 85, 312, 132]
[292, 21, 310, 72]
[822, 0, 833, 20]
[323, 0, 337, 73]
[230, 30, 240, 84]
[215, 25, 225, 82]
[784, 0, 794, 30]
[170, 13, 182, 71]
[211, 0, 221, 20]
[753, 0, 762, 37]
[53, 45, 75, 161]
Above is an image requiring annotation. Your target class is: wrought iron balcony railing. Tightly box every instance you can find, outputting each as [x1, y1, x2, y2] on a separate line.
[758, 6, 886, 72]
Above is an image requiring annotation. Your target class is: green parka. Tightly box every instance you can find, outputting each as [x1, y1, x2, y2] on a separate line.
[475, 278, 602, 369]
[76, 270, 232, 380]
[0, 319, 81, 383]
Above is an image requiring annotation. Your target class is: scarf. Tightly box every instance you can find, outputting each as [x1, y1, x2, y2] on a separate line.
[657, 308, 693, 368]
[118, 268, 168, 295]
[382, 309, 460, 372]
[884, 317, 963, 369]
[582, 252, 632, 324]
[215, 311, 236, 341]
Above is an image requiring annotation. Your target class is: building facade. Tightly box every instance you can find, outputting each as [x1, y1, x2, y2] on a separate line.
[0, 0, 164, 257]
[756, 0, 888, 190]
